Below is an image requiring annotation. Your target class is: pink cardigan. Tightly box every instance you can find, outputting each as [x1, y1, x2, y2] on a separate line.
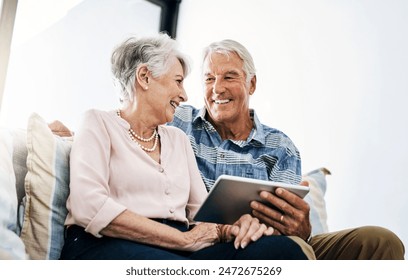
[64, 109, 208, 237]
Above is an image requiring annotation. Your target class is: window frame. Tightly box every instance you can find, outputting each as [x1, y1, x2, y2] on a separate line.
[146, 0, 182, 38]
[0, 0, 18, 111]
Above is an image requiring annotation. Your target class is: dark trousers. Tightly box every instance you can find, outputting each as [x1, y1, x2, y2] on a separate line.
[60, 220, 308, 260]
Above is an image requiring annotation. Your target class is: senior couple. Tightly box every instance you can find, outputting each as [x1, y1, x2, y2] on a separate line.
[59, 33, 404, 260]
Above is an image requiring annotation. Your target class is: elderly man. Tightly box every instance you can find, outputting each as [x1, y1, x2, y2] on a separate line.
[168, 39, 404, 260]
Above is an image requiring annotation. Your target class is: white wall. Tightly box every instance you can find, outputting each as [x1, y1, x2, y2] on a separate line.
[177, 0, 408, 256]
[1, 0, 407, 257]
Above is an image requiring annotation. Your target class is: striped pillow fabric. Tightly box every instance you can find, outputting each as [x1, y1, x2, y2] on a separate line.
[19, 113, 72, 260]
[302, 168, 331, 236]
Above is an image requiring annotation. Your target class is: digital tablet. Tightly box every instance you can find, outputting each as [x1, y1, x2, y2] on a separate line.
[193, 174, 310, 224]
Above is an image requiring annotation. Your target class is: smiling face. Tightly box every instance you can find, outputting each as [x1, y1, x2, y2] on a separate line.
[148, 56, 187, 123]
[203, 52, 256, 128]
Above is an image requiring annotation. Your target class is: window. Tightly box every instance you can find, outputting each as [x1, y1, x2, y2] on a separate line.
[0, 0, 162, 130]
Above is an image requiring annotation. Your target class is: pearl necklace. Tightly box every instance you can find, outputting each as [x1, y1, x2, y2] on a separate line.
[116, 110, 159, 152]
[129, 127, 157, 142]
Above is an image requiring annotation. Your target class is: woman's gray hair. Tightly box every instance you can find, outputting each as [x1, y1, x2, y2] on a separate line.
[202, 39, 256, 82]
[111, 33, 190, 103]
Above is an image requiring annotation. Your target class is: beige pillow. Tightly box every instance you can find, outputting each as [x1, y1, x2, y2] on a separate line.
[19, 113, 72, 259]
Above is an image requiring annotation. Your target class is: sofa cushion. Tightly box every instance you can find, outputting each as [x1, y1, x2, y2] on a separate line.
[0, 128, 27, 259]
[19, 113, 73, 260]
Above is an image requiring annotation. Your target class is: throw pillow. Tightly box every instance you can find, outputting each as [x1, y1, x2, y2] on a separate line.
[302, 167, 331, 236]
[0, 128, 27, 259]
[19, 113, 73, 259]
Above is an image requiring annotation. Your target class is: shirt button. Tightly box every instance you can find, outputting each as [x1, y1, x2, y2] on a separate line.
[219, 153, 225, 159]
[169, 208, 175, 213]
[165, 188, 170, 195]
[159, 167, 164, 173]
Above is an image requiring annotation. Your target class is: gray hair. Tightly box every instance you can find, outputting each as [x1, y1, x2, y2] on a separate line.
[202, 39, 256, 82]
[111, 33, 191, 103]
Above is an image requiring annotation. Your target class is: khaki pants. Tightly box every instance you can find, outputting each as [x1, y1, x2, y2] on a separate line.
[295, 226, 405, 260]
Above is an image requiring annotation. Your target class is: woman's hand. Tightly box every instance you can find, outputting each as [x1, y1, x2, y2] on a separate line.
[220, 214, 274, 249]
[182, 222, 220, 251]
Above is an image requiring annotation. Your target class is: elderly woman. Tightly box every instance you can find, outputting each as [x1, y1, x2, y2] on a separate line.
[59, 33, 310, 260]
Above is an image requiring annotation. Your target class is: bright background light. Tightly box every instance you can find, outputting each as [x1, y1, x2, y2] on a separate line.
[1, 0, 407, 258]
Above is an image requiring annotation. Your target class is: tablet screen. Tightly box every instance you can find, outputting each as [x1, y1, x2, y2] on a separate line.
[193, 174, 309, 224]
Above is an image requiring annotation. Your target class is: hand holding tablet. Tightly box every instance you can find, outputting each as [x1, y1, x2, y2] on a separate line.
[193, 174, 310, 224]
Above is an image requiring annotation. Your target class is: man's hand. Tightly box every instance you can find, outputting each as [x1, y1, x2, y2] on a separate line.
[48, 120, 74, 137]
[250, 181, 311, 241]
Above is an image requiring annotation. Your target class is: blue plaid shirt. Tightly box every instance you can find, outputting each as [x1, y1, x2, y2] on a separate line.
[168, 105, 302, 191]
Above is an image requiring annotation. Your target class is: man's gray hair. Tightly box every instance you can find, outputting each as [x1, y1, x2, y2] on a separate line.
[202, 39, 256, 82]
[111, 33, 190, 103]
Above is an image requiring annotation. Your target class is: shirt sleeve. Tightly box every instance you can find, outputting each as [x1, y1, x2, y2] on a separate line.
[66, 110, 126, 237]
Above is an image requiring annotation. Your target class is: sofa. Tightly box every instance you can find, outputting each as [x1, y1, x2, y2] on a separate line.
[0, 112, 331, 260]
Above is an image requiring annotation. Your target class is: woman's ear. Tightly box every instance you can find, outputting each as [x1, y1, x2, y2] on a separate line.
[136, 64, 150, 90]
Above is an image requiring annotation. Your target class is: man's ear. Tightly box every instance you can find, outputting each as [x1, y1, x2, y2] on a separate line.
[136, 64, 150, 90]
[249, 75, 257, 95]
